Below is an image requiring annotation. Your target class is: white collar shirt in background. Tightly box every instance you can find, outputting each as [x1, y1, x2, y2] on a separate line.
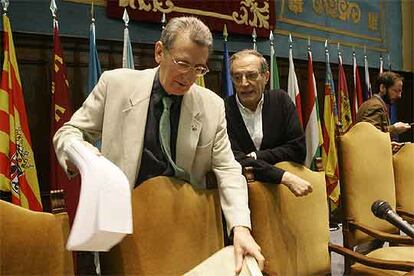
[236, 94, 264, 151]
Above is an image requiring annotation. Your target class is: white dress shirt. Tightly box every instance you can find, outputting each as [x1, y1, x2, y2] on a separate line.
[236, 94, 264, 151]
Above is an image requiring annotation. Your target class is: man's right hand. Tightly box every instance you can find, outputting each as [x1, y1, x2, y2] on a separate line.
[281, 171, 313, 197]
[393, 122, 411, 134]
[65, 141, 101, 176]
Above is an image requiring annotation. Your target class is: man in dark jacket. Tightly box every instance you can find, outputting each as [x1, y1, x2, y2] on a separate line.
[225, 49, 312, 196]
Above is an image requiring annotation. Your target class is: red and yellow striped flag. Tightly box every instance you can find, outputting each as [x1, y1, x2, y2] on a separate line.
[0, 14, 42, 211]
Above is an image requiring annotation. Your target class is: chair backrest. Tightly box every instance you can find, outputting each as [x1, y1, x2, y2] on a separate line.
[0, 200, 74, 275]
[100, 176, 224, 275]
[248, 162, 330, 276]
[392, 143, 414, 214]
[338, 122, 397, 246]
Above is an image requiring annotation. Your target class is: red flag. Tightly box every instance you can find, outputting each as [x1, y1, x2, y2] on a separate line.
[50, 20, 80, 223]
[351, 54, 363, 121]
[0, 14, 42, 211]
[337, 55, 353, 132]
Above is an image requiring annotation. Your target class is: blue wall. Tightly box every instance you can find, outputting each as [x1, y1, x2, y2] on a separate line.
[4, 0, 403, 70]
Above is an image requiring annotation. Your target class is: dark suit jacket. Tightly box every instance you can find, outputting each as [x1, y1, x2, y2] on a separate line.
[225, 90, 306, 183]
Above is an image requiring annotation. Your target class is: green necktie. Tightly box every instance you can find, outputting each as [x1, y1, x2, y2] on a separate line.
[159, 96, 187, 180]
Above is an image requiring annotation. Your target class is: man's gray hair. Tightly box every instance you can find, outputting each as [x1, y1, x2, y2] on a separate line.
[229, 49, 269, 73]
[160, 16, 213, 51]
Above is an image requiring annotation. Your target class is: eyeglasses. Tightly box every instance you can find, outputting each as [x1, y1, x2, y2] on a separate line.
[170, 55, 209, 76]
[231, 71, 261, 84]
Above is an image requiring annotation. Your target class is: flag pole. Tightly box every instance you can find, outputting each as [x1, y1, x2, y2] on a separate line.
[122, 8, 134, 69]
[379, 54, 384, 74]
[161, 12, 166, 30]
[222, 24, 233, 97]
[50, 0, 57, 28]
[223, 24, 228, 42]
[122, 8, 129, 27]
[252, 28, 257, 51]
[387, 53, 391, 71]
[1, 0, 9, 13]
[269, 30, 274, 88]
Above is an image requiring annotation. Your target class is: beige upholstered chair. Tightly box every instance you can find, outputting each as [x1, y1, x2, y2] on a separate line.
[248, 161, 331, 275]
[246, 161, 414, 275]
[392, 143, 414, 223]
[0, 200, 74, 275]
[337, 122, 413, 273]
[100, 176, 224, 275]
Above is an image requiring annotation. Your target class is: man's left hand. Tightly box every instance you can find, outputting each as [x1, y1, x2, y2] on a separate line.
[232, 226, 265, 274]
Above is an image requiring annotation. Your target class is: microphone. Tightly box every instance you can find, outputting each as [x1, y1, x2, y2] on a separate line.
[371, 200, 414, 238]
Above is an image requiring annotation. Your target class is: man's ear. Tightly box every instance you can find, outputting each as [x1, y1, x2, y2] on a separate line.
[154, 41, 163, 64]
[379, 83, 386, 95]
[264, 70, 270, 84]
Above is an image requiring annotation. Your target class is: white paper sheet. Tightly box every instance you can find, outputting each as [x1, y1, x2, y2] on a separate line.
[65, 140, 132, 251]
[184, 246, 263, 276]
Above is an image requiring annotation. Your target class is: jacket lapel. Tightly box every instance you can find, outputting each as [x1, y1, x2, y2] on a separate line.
[176, 85, 201, 174]
[120, 68, 157, 185]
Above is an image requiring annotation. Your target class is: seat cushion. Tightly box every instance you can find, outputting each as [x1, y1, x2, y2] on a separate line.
[351, 246, 414, 275]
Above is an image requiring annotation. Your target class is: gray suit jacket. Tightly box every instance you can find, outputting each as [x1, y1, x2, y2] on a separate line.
[53, 67, 250, 231]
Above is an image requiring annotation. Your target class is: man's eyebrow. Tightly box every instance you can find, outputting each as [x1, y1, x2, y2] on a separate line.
[233, 70, 258, 74]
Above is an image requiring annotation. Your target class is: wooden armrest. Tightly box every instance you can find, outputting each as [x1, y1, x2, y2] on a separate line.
[329, 243, 414, 272]
[397, 208, 414, 220]
[350, 221, 414, 245]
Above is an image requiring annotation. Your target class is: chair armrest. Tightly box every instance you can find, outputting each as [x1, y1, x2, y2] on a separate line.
[396, 207, 414, 222]
[350, 221, 414, 245]
[329, 243, 414, 272]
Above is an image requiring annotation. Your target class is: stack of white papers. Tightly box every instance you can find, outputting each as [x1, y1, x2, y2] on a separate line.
[65, 140, 132, 251]
[184, 246, 263, 276]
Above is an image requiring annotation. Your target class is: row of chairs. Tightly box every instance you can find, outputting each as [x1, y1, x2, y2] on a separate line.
[336, 122, 414, 274]
[1, 122, 413, 275]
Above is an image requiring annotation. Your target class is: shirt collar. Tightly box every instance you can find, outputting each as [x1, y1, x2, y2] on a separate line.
[235, 93, 264, 113]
